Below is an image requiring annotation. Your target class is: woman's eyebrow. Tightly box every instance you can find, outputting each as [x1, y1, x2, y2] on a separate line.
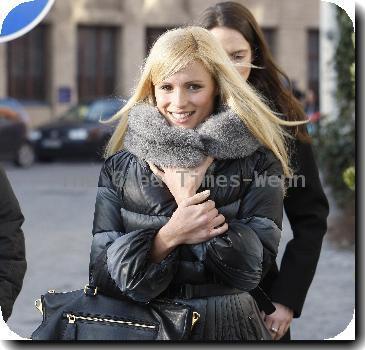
[185, 80, 204, 84]
[230, 49, 248, 55]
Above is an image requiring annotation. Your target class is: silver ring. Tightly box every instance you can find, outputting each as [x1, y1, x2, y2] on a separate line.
[271, 327, 278, 333]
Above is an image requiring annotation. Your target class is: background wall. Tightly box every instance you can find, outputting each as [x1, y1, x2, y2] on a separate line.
[0, 0, 320, 126]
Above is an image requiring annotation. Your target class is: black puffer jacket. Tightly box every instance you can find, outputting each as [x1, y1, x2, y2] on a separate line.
[89, 146, 283, 304]
[0, 166, 27, 322]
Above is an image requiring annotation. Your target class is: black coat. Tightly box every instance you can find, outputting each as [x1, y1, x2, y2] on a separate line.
[261, 140, 329, 318]
[89, 147, 284, 339]
[0, 166, 27, 322]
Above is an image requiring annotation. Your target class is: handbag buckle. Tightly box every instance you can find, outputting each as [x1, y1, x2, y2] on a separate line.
[191, 311, 200, 329]
[84, 285, 98, 296]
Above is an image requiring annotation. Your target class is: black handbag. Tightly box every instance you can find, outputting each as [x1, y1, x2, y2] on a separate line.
[31, 285, 200, 341]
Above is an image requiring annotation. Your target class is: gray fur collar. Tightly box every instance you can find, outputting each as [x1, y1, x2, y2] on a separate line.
[124, 103, 261, 168]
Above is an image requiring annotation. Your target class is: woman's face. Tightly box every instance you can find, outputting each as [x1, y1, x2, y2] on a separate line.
[210, 26, 252, 81]
[154, 60, 217, 129]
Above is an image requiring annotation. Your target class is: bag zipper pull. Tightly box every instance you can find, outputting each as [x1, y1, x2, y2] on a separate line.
[191, 311, 200, 329]
[34, 299, 43, 315]
[67, 314, 76, 324]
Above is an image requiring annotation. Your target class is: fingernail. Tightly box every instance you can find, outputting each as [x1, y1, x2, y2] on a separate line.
[201, 190, 210, 196]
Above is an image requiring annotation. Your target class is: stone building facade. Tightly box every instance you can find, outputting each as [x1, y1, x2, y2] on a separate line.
[0, 0, 320, 126]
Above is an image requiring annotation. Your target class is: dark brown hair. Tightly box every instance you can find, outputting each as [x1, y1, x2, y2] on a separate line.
[197, 1, 311, 142]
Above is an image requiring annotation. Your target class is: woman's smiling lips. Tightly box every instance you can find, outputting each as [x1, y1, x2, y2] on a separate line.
[168, 111, 195, 124]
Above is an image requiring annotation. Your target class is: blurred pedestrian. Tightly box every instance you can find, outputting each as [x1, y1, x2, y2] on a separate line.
[290, 80, 305, 104]
[304, 88, 321, 136]
[0, 165, 27, 322]
[197, 1, 329, 340]
[88, 26, 304, 340]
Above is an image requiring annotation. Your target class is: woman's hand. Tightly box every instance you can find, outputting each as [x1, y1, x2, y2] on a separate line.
[150, 190, 228, 262]
[261, 303, 294, 340]
[167, 190, 228, 246]
[148, 156, 214, 205]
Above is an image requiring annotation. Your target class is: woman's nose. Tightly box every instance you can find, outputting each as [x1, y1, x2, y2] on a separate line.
[171, 89, 188, 108]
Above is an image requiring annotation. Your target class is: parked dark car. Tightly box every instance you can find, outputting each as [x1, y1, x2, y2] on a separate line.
[30, 98, 126, 161]
[0, 98, 35, 167]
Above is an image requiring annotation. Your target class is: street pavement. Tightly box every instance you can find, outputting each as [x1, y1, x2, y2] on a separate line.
[2, 161, 355, 340]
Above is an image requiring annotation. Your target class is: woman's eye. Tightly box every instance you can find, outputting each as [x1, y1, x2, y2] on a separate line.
[188, 84, 202, 91]
[232, 55, 246, 62]
[158, 85, 173, 92]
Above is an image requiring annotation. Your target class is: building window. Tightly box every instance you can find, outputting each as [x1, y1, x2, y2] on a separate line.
[78, 26, 117, 102]
[7, 25, 48, 102]
[146, 27, 174, 56]
[262, 28, 277, 58]
[307, 29, 319, 95]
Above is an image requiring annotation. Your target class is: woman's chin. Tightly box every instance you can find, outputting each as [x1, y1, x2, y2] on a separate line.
[168, 118, 198, 129]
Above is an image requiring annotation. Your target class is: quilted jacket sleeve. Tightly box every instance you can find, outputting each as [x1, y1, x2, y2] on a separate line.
[0, 167, 27, 322]
[204, 149, 283, 291]
[89, 153, 179, 303]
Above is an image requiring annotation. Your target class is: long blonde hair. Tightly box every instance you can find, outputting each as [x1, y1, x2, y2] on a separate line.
[105, 26, 306, 177]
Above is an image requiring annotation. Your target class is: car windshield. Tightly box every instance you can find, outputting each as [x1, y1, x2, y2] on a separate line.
[60, 99, 124, 122]
[86, 99, 125, 122]
[60, 104, 90, 121]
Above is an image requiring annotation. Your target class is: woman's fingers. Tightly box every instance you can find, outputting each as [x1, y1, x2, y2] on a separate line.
[277, 321, 290, 340]
[181, 190, 210, 207]
[209, 222, 228, 237]
[272, 323, 285, 340]
[267, 319, 287, 340]
[265, 303, 293, 340]
[147, 162, 165, 180]
[201, 156, 214, 168]
[201, 200, 216, 212]
[209, 213, 225, 228]
[270, 322, 280, 340]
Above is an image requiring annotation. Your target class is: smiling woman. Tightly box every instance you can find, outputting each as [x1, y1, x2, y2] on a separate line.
[87, 26, 306, 341]
[154, 60, 217, 128]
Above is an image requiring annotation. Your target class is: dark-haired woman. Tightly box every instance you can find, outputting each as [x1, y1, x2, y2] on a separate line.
[197, 1, 329, 340]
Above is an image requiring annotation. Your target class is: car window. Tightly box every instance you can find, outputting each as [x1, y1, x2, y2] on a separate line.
[60, 105, 90, 121]
[86, 99, 125, 122]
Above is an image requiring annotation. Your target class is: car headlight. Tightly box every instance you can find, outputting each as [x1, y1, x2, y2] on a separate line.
[68, 129, 88, 140]
[29, 130, 42, 141]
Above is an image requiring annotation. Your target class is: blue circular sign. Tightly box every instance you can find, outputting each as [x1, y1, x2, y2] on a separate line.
[0, 0, 55, 43]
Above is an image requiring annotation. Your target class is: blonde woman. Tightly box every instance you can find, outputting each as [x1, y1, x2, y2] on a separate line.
[89, 27, 302, 340]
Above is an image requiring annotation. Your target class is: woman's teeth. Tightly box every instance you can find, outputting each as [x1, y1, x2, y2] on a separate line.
[170, 112, 194, 120]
